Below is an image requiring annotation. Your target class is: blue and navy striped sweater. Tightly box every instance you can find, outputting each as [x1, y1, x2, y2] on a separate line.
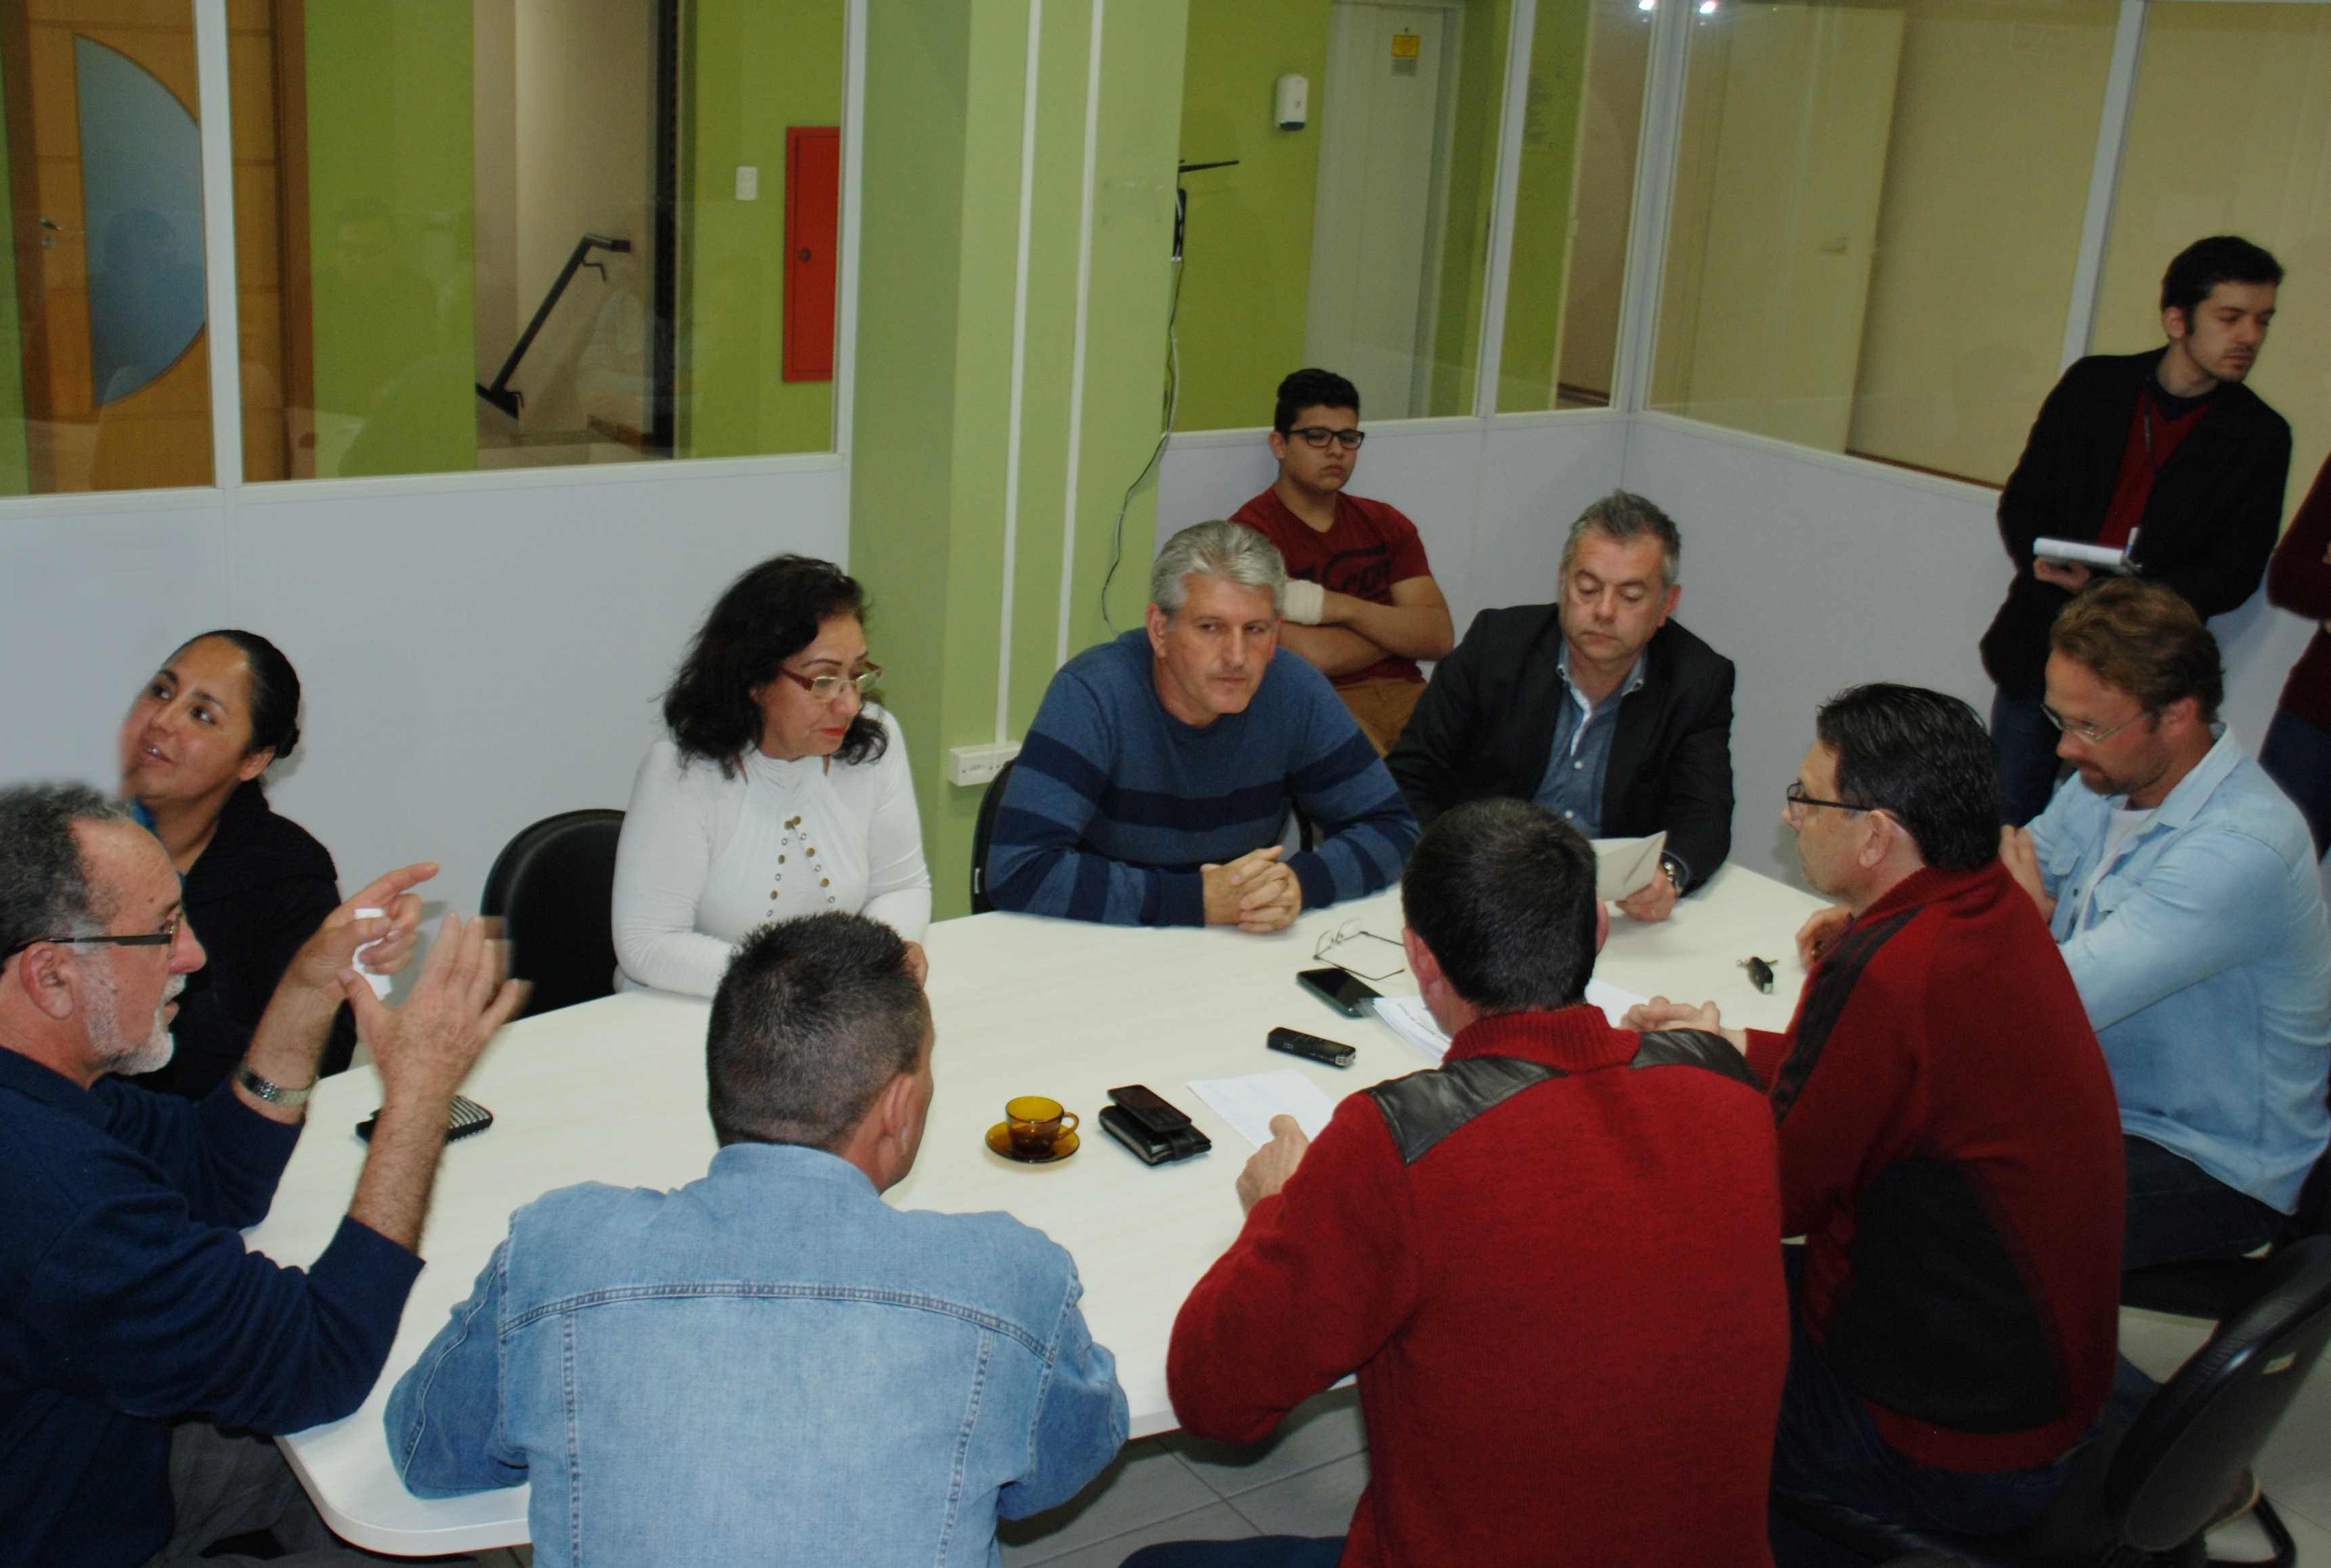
[987, 631, 1419, 925]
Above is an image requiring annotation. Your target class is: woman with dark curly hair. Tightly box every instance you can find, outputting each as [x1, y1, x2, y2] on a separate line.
[612, 555, 931, 995]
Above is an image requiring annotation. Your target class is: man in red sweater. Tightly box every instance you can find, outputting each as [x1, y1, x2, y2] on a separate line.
[1631, 685, 2124, 1564]
[1139, 798, 1790, 1568]
[1232, 368, 1455, 755]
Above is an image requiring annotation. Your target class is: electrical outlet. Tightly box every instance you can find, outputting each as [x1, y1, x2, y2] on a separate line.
[735, 165, 759, 201]
[947, 741, 1021, 788]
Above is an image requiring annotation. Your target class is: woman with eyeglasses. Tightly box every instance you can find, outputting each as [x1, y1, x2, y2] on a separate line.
[613, 555, 931, 996]
[115, 629, 358, 1097]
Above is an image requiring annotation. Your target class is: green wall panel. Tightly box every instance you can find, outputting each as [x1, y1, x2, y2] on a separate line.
[303, 0, 477, 477]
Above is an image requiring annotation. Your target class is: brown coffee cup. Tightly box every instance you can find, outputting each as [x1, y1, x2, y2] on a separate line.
[1006, 1095, 1078, 1158]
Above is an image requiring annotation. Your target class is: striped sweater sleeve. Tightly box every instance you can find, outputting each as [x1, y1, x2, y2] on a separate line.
[1285, 690, 1418, 909]
[986, 670, 1204, 925]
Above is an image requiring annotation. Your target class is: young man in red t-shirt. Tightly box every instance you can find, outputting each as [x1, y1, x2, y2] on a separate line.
[1231, 368, 1454, 755]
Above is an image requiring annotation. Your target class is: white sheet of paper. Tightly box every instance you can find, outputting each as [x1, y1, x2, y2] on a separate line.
[1372, 980, 1648, 1064]
[2033, 536, 2135, 574]
[1590, 833, 1668, 901]
[1186, 1070, 1340, 1149]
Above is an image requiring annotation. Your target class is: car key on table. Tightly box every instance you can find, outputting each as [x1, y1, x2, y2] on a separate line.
[1739, 956, 1776, 995]
[1267, 1026, 1356, 1068]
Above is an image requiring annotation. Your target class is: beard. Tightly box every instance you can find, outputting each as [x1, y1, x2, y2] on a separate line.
[92, 968, 179, 1079]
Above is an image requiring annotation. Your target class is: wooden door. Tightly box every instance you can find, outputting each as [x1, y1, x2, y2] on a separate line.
[1, 0, 213, 489]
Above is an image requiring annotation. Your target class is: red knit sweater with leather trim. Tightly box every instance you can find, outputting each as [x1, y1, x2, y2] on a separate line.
[1169, 1005, 1789, 1567]
[1745, 861, 2123, 1473]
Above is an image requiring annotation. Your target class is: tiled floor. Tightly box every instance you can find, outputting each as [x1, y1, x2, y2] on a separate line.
[999, 1389, 1371, 1567]
[996, 1307, 2331, 1567]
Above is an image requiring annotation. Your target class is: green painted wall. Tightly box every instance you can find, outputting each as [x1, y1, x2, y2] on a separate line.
[1171, 0, 1329, 434]
[302, 1, 477, 477]
[679, 0, 842, 457]
[1495, 0, 1591, 412]
[1426, 0, 1510, 416]
[853, 0, 1185, 918]
[0, 58, 27, 496]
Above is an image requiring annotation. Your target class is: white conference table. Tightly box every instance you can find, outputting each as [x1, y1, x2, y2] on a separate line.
[245, 863, 1828, 1554]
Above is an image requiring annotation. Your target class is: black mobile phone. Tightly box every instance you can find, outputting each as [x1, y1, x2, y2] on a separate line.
[1298, 966, 1380, 1018]
[1100, 1085, 1212, 1165]
[358, 1095, 493, 1144]
[1268, 1026, 1355, 1068]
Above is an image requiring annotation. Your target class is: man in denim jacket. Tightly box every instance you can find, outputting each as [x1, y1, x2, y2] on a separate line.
[2004, 579, 2331, 1273]
[387, 913, 1127, 1565]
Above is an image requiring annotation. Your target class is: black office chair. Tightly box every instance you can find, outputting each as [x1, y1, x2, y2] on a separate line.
[1782, 1234, 2331, 1568]
[969, 759, 1016, 915]
[2122, 1089, 2331, 1321]
[480, 808, 624, 1018]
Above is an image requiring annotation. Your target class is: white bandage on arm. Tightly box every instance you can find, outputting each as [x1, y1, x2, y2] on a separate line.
[1281, 578, 1325, 625]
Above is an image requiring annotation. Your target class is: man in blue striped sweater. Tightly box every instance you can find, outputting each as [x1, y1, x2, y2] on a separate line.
[988, 521, 1418, 929]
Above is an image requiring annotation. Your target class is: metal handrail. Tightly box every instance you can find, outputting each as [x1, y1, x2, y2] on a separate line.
[475, 234, 632, 418]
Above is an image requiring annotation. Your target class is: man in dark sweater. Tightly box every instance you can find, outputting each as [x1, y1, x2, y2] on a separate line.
[0, 783, 523, 1568]
[1984, 235, 2290, 824]
[987, 520, 1416, 929]
[1631, 687, 2123, 1563]
[1138, 799, 1790, 1568]
[1388, 489, 1734, 921]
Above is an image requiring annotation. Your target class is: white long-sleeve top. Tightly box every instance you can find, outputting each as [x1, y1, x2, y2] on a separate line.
[612, 708, 933, 997]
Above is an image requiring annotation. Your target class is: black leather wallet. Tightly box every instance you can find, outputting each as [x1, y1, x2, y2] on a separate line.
[1098, 1087, 1212, 1165]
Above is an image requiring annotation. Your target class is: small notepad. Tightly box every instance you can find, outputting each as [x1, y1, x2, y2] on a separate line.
[1186, 1070, 1340, 1149]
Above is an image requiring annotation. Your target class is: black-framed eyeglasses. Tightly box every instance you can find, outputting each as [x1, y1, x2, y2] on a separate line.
[777, 665, 882, 703]
[3, 908, 182, 963]
[1784, 781, 1871, 818]
[2040, 702, 2144, 746]
[1287, 426, 1365, 452]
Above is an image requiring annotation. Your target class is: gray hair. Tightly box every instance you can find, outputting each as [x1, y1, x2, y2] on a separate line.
[1561, 490, 1682, 591]
[1150, 520, 1287, 616]
[0, 784, 135, 960]
[707, 912, 931, 1152]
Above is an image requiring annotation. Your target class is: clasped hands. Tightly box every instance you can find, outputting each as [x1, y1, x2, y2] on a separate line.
[1202, 846, 1302, 933]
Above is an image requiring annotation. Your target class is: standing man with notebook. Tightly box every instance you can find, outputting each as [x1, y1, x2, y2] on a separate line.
[1233, 368, 1455, 755]
[1982, 236, 2290, 823]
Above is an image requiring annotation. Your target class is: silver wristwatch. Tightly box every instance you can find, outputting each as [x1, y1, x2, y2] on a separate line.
[235, 1061, 314, 1109]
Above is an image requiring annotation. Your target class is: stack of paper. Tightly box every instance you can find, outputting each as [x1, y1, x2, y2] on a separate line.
[1186, 1070, 1341, 1149]
[1373, 980, 1649, 1063]
[1589, 833, 1668, 900]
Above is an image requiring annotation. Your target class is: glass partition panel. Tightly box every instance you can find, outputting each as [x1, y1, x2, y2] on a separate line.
[2093, 1, 2331, 517]
[232, 0, 842, 482]
[1497, 0, 1648, 413]
[0, 0, 216, 494]
[1651, 0, 2114, 481]
[1175, 0, 1513, 431]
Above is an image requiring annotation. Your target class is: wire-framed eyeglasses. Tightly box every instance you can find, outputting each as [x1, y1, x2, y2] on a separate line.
[776, 665, 882, 703]
[2040, 702, 2144, 746]
[1287, 426, 1365, 452]
[1783, 781, 1872, 819]
[3, 907, 182, 963]
[1313, 918, 1405, 980]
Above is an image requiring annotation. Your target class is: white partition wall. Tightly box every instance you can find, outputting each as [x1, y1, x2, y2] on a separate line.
[0, 462, 848, 913]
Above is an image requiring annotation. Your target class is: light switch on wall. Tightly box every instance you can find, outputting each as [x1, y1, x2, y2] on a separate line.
[735, 165, 759, 201]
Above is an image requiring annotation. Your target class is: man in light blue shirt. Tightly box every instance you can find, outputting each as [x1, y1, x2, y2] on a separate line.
[385, 913, 1127, 1566]
[2005, 579, 2330, 1271]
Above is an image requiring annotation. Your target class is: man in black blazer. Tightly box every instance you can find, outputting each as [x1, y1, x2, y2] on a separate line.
[1388, 492, 1733, 923]
[1983, 235, 2290, 825]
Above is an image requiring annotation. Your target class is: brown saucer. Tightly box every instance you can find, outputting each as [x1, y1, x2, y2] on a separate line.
[987, 1121, 1079, 1164]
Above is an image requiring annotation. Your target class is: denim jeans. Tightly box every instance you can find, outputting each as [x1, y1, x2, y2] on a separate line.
[2124, 1133, 2287, 1272]
[1121, 1539, 1345, 1568]
[2260, 708, 2331, 861]
[1769, 1254, 2080, 1567]
[1992, 684, 2065, 827]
